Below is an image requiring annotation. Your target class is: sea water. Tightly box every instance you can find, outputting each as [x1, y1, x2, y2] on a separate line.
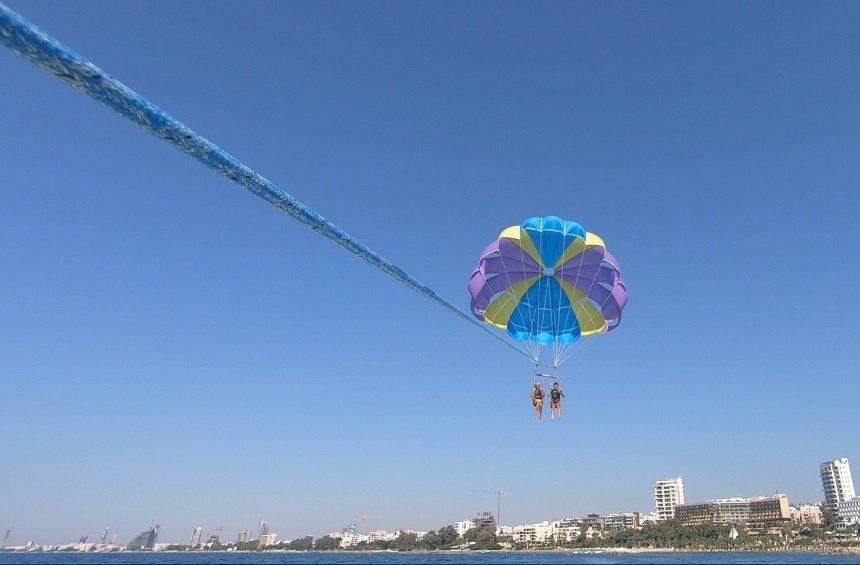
[0, 552, 858, 564]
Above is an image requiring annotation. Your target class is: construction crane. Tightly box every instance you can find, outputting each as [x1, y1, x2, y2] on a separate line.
[357, 514, 381, 534]
[213, 528, 238, 543]
[474, 489, 506, 528]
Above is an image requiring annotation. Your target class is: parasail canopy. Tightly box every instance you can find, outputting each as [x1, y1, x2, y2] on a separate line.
[468, 216, 628, 366]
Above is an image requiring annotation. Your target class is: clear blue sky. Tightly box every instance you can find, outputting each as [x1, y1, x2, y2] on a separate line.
[1, 0, 857, 545]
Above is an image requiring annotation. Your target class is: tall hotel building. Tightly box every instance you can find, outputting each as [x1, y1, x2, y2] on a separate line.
[654, 477, 685, 520]
[190, 526, 203, 547]
[820, 458, 855, 512]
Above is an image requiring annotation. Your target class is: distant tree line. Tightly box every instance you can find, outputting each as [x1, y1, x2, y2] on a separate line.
[160, 520, 846, 552]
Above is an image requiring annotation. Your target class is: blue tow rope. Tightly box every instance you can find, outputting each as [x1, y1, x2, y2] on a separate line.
[0, 3, 531, 360]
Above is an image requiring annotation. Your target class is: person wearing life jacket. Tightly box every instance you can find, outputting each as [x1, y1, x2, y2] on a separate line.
[549, 382, 565, 420]
[531, 383, 545, 420]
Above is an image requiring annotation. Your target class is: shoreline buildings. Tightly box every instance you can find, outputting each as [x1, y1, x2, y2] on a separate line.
[820, 458, 855, 513]
[654, 477, 685, 521]
[789, 504, 823, 526]
[837, 498, 860, 532]
[9, 460, 860, 551]
[451, 512, 496, 537]
[675, 495, 790, 527]
[127, 524, 159, 551]
[604, 512, 641, 530]
[259, 533, 279, 547]
[190, 527, 202, 548]
[821, 457, 860, 532]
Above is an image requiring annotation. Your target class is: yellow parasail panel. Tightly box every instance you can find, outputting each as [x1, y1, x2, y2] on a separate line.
[483, 276, 539, 329]
[558, 278, 607, 335]
[498, 225, 543, 266]
[554, 231, 606, 269]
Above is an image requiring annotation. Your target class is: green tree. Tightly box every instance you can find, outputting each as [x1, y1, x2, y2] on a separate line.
[314, 536, 341, 551]
[464, 525, 500, 550]
[233, 540, 260, 551]
[390, 531, 419, 551]
[285, 536, 313, 551]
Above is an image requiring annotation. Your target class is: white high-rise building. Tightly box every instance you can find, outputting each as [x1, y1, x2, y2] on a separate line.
[190, 527, 203, 547]
[820, 458, 855, 512]
[654, 477, 685, 520]
[258, 519, 269, 539]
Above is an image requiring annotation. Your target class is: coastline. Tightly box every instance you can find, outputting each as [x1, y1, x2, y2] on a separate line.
[101, 546, 852, 555]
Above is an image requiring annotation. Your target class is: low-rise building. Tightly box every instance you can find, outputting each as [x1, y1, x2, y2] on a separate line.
[676, 495, 790, 526]
[713, 498, 752, 524]
[550, 519, 582, 543]
[338, 532, 368, 547]
[258, 533, 278, 547]
[837, 497, 860, 532]
[675, 501, 716, 526]
[204, 534, 221, 546]
[499, 519, 592, 544]
[452, 520, 476, 537]
[403, 529, 427, 540]
[367, 530, 398, 543]
[748, 495, 791, 525]
[789, 504, 823, 525]
[604, 512, 641, 530]
[473, 512, 496, 528]
[505, 521, 553, 544]
[451, 512, 496, 537]
[580, 513, 605, 530]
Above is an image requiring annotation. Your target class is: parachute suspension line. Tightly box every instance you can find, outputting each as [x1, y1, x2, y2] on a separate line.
[495, 228, 538, 363]
[552, 232, 570, 368]
[512, 223, 539, 363]
[566, 240, 605, 365]
[556, 255, 618, 367]
[559, 232, 590, 367]
[552, 227, 574, 369]
[557, 326, 594, 368]
[0, 5, 533, 362]
[534, 219, 549, 367]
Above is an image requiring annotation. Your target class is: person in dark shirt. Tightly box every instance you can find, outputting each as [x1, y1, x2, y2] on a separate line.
[531, 383, 545, 420]
[549, 382, 565, 420]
